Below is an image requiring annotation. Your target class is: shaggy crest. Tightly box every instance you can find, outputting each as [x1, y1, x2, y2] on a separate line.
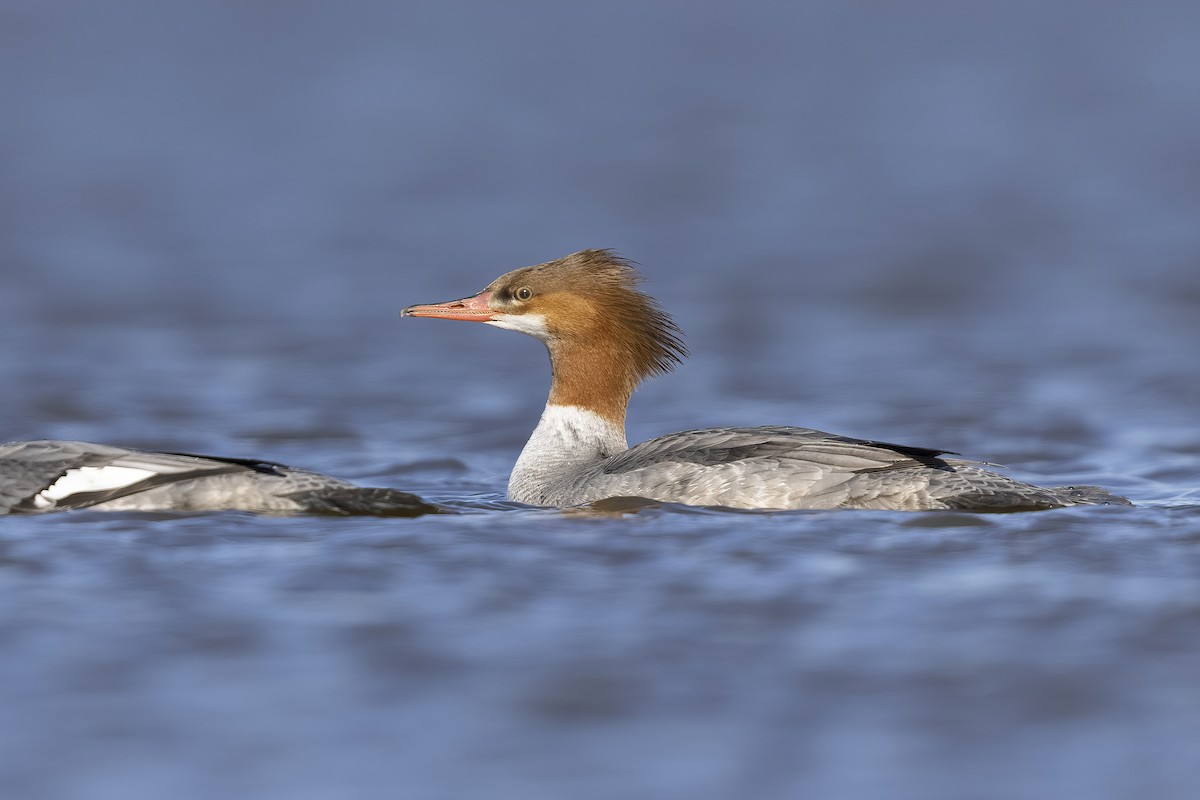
[505, 249, 688, 385]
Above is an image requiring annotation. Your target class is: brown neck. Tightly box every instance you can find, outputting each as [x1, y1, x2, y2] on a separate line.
[545, 339, 636, 426]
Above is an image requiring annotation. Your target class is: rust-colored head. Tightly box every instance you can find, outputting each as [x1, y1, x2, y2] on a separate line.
[402, 249, 688, 421]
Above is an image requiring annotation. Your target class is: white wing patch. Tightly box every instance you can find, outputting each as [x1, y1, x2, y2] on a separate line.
[34, 465, 159, 509]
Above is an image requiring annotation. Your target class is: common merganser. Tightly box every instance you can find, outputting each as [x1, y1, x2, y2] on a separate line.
[403, 249, 1129, 511]
[0, 442, 434, 516]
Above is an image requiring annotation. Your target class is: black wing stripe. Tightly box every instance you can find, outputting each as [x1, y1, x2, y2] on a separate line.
[159, 452, 290, 476]
[825, 434, 956, 460]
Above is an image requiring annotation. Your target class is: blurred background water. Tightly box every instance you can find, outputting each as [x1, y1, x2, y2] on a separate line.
[2, 1, 1199, 798]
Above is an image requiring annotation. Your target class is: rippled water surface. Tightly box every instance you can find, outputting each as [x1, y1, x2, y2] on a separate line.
[3, 2, 1200, 798]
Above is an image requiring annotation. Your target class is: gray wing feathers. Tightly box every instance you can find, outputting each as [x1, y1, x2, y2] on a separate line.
[577, 427, 947, 508]
[0, 441, 200, 512]
[567, 427, 1117, 511]
[0, 440, 354, 514]
[602, 427, 953, 474]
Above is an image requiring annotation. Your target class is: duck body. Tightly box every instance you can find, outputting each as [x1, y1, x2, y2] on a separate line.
[509, 407, 1120, 511]
[404, 250, 1129, 512]
[0, 440, 435, 516]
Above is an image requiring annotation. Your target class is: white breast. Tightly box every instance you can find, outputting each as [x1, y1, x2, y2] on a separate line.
[508, 404, 628, 504]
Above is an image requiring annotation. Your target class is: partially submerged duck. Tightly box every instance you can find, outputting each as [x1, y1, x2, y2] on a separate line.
[1, 442, 432, 516]
[403, 249, 1129, 511]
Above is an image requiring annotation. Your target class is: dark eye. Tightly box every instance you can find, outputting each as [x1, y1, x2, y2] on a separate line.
[515, 287, 533, 301]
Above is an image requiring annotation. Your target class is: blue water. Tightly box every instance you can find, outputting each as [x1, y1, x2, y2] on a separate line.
[3, 2, 1199, 798]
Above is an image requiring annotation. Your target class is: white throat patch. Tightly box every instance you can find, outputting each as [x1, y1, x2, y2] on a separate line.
[486, 313, 549, 340]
